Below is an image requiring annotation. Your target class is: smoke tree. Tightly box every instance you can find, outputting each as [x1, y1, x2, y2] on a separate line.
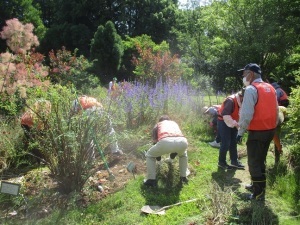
[0, 18, 49, 109]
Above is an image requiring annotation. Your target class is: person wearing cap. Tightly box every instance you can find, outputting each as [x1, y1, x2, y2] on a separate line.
[237, 63, 278, 201]
[217, 91, 244, 170]
[203, 105, 221, 148]
[267, 79, 289, 107]
[143, 115, 189, 187]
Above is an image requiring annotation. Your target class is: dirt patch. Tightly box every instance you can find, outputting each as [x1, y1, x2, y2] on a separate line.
[0, 150, 147, 220]
[87, 151, 147, 197]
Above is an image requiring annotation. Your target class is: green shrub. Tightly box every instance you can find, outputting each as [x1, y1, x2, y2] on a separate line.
[28, 85, 112, 194]
[0, 117, 25, 172]
[286, 74, 300, 169]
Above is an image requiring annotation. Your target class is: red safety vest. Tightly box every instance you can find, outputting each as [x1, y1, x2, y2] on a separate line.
[157, 120, 184, 141]
[248, 82, 277, 131]
[218, 95, 240, 121]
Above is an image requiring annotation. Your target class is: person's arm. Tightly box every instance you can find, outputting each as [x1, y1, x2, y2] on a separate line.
[221, 98, 238, 128]
[238, 85, 258, 136]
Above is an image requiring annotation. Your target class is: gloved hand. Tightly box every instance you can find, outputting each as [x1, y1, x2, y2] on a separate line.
[236, 135, 243, 144]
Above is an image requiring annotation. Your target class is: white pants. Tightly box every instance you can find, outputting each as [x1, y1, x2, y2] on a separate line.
[145, 137, 188, 179]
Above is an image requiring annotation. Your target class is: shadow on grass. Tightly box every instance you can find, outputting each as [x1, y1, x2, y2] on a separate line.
[211, 168, 280, 224]
[237, 200, 279, 224]
[211, 167, 241, 191]
[139, 162, 184, 212]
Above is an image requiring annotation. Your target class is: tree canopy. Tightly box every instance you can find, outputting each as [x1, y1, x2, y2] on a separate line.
[0, 0, 299, 91]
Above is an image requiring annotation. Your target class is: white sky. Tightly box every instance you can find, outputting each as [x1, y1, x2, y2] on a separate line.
[179, 0, 209, 7]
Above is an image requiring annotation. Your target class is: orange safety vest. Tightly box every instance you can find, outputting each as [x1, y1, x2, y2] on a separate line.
[248, 82, 277, 131]
[21, 100, 51, 129]
[78, 96, 103, 110]
[157, 120, 184, 141]
[218, 95, 240, 121]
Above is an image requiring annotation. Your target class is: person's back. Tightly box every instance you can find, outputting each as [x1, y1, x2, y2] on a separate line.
[270, 81, 289, 107]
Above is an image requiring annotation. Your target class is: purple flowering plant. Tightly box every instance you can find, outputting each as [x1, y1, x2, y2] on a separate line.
[106, 78, 205, 129]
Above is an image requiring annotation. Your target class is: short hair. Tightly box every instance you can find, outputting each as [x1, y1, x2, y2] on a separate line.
[159, 115, 170, 122]
[253, 72, 261, 79]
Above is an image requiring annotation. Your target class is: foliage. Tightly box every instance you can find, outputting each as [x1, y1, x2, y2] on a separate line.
[39, 22, 92, 56]
[0, 18, 39, 54]
[0, 117, 24, 173]
[131, 38, 190, 84]
[48, 46, 98, 91]
[26, 85, 111, 194]
[110, 79, 203, 129]
[286, 74, 300, 170]
[273, 44, 300, 94]
[90, 21, 124, 82]
[0, 18, 49, 116]
[0, 0, 46, 52]
[174, 0, 300, 91]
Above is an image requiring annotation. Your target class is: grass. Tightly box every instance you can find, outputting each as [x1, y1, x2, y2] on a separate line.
[2, 127, 299, 225]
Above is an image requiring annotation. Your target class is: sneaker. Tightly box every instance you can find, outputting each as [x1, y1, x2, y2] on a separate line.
[247, 192, 265, 201]
[209, 140, 221, 148]
[245, 183, 253, 192]
[218, 163, 233, 170]
[231, 161, 245, 169]
[180, 177, 189, 184]
[143, 179, 157, 187]
[112, 150, 123, 155]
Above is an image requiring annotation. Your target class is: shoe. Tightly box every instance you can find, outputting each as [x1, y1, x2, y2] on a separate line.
[246, 181, 265, 201]
[112, 150, 123, 155]
[231, 161, 245, 169]
[247, 192, 265, 201]
[209, 140, 220, 148]
[218, 163, 233, 170]
[245, 184, 253, 192]
[180, 177, 188, 184]
[143, 179, 157, 187]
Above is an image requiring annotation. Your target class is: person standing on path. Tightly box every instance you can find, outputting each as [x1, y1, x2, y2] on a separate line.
[217, 91, 244, 170]
[237, 63, 278, 201]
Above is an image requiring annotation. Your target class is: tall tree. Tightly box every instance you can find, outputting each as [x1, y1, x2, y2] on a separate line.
[176, 0, 300, 91]
[90, 21, 124, 82]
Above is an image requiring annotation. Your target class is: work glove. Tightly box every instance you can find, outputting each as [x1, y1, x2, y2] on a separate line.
[236, 135, 243, 144]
